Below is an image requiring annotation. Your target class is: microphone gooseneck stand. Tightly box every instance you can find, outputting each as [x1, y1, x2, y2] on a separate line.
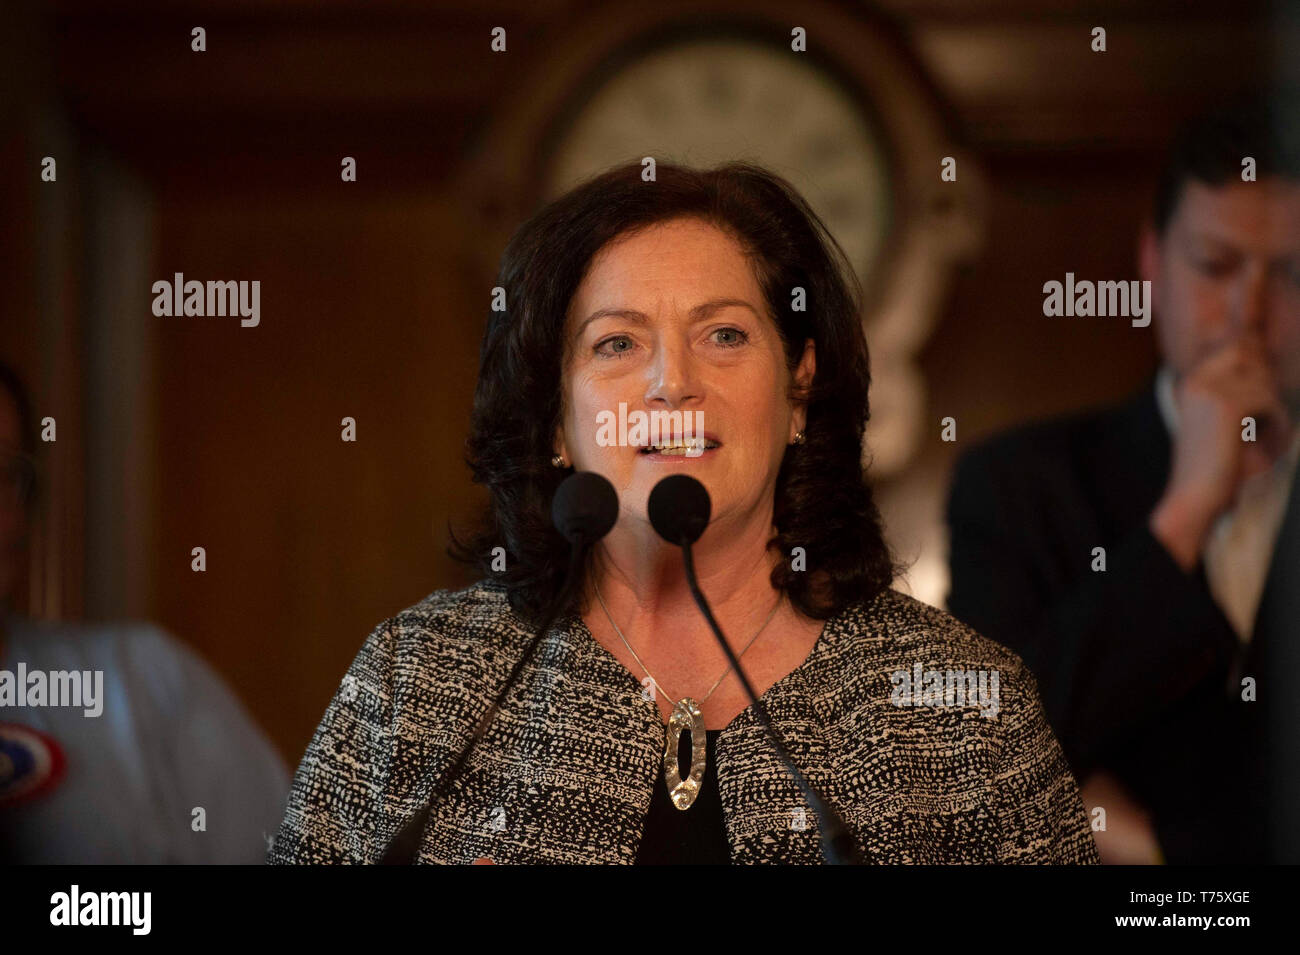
[648, 472, 864, 865]
[680, 539, 864, 865]
[379, 472, 618, 864]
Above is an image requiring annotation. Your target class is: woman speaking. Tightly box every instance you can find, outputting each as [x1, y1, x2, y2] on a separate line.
[267, 160, 1099, 864]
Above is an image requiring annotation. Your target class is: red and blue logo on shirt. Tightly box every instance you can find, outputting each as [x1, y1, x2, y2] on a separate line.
[0, 723, 66, 807]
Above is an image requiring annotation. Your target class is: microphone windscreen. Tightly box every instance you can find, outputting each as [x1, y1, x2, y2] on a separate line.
[648, 474, 711, 545]
[551, 471, 619, 545]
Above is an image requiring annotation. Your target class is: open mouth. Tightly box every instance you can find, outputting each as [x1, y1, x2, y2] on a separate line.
[638, 438, 721, 456]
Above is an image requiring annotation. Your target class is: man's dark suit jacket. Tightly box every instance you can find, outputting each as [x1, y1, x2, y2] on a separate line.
[946, 378, 1299, 864]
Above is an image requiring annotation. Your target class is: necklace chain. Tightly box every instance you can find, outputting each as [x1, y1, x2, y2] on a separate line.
[592, 577, 784, 711]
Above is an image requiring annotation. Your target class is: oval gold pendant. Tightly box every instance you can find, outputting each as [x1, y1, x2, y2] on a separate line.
[664, 697, 706, 810]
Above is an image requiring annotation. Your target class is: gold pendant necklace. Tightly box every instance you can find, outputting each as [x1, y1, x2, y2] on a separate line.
[593, 580, 783, 810]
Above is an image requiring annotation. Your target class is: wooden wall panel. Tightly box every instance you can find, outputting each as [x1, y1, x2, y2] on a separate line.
[151, 193, 485, 756]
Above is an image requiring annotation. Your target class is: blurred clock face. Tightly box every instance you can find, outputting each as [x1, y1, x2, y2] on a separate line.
[542, 36, 894, 295]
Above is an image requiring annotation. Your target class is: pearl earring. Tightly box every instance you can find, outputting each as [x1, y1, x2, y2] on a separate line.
[791, 430, 806, 446]
[551, 454, 567, 468]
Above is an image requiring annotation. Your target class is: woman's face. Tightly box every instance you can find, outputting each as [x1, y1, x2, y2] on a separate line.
[557, 216, 815, 540]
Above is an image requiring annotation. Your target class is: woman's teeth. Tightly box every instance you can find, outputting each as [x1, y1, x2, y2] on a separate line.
[640, 440, 720, 455]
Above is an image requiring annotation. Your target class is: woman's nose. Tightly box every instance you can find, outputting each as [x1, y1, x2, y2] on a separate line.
[644, 340, 701, 406]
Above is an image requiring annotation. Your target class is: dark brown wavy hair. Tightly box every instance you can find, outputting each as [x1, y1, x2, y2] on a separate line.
[448, 160, 896, 625]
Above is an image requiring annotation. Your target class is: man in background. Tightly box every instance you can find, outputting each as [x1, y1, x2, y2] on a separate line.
[0, 360, 290, 862]
[946, 95, 1300, 864]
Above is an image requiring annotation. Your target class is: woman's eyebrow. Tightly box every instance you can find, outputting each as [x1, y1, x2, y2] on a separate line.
[575, 308, 649, 336]
[575, 298, 759, 335]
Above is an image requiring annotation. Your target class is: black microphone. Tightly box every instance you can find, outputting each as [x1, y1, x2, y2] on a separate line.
[379, 470, 618, 863]
[552, 469, 621, 547]
[647, 474, 865, 865]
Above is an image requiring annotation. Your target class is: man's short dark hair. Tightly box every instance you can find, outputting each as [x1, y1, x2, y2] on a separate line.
[1154, 92, 1300, 234]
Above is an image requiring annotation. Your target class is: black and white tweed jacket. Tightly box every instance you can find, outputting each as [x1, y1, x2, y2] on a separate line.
[267, 579, 1099, 864]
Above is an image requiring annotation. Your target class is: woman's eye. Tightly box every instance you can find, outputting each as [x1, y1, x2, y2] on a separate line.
[710, 327, 750, 347]
[594, 335, 635, 357]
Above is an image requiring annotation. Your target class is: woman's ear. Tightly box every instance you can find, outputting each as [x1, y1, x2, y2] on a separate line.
[791, 338, 816, 436]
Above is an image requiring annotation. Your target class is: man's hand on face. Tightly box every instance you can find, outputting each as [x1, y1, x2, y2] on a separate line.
[1150, 334, 1293, 571]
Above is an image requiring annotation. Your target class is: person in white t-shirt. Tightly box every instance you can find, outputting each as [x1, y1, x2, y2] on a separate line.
[0, 361, 289, 863]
